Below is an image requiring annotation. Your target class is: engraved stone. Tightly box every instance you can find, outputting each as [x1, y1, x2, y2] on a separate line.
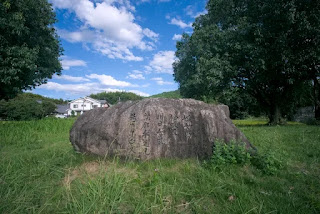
[70, 98, 253, 160]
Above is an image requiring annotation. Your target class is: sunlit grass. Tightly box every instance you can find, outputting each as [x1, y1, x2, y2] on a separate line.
[232, 118, 305, 126]
[0, 118, 319, 213]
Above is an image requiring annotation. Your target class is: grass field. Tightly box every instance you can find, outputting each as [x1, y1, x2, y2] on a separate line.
[0, 118, 319, 213]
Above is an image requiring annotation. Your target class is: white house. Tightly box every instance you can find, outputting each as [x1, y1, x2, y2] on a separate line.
[68, 97, 110, 116]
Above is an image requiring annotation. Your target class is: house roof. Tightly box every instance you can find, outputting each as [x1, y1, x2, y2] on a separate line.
[70, 97, 97, 103]
[55, 104, 69, 114]
[69, 97, 109, 105]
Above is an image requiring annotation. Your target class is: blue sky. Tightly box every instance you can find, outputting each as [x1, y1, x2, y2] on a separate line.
[31, 0, 207, 99]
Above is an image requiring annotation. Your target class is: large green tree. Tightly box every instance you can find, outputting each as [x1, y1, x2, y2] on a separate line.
[0, 0, 63, 100]
[287, 0, 320, 120]
[174, 0, 320, 124]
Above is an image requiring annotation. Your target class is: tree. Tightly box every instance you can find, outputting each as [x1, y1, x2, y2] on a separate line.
[0, 0, 63, 100]
[150, 90, 182, 99]
[0, 93, 58, 120]
[174, 0, 320, 124]
[218, 87, 262, 119]
[21, 92, 67, 104]
[286, 0, 320, 120]
[90, 92, 143, 105]
[4, 97, 44, 120]
[41, 100, 56, 117]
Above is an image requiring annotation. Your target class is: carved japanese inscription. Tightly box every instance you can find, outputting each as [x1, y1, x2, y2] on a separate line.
[128, 112, 136, 155]
[142, 111, 151, 156]
[182, 114, 193, 140]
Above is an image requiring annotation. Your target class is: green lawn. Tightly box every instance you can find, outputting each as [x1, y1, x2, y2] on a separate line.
[0, 118, 319, 213]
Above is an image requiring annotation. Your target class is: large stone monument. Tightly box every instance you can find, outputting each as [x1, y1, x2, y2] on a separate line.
[70, 98, 253, 160]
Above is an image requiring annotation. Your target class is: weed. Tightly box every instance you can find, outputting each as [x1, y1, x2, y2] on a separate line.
[210, 140, 251, 165]
[251, 150, 283, 175]
[210, 140, 282, 175]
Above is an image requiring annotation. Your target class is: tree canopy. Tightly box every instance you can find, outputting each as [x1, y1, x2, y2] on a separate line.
[0, 0, 63, 100]
[0, 93, 57, 120]
[89, 92, 143, 105]
[173, 0, 320, 124]
[150, 90, 182, 99]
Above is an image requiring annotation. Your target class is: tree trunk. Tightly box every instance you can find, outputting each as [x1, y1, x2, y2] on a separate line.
[268, 105, 282, 125]
[314, 76, 320, 120]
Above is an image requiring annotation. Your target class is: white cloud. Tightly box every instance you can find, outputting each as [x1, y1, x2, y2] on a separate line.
[61, 59, 87, 70]
[126, 70, 145, 79]
[53, 74, 90, 82]
[137, 0, 150, 3]
[52, 0, 158, 61]
[172, 34, 182, 40]
[185, 5, 194, 17]
[148, 51, 176, 74]
[169, 18, 192, 29]
[129, 74, 145, 79]
[151, 77, 174, 85]
[132, 70, 143, 74]
[185, 5, 207, 18]
[137, 0, 170, 3]
[38, 81, 148, 96]
[38, 82, 105, 95]
[141, 83, 150, 87]
[144, 65, 152, 74]
[143, 28, 159, 41]
[86, 74, 133, 87]
[57, 29, 95, 43]
[127, 74, 145, 80]
[193, 10, 207, 18]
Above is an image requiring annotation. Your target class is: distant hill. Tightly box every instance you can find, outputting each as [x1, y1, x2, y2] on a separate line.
[19, 93, 67, 104]
[150, 90, 182, 99]
[90, 91, 143, 105]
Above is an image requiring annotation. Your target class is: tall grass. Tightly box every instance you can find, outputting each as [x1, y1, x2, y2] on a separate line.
[0, 118, 319, 213]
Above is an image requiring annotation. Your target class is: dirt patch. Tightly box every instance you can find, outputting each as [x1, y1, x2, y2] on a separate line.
[175, 200, 191, 213]
[62, 161, 137, 189]
[82, 161, 101, 174]
[63, 168, 80, 189]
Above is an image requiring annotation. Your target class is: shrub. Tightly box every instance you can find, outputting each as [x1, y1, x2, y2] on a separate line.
[210, 140, 282, 175]
[6, 98, 44, 120]
[0, 99, 7, 119]
[41, 100, 56, 116]
[305, 118, 320, 126]
[211, 140, 251, 165]
[0, 94, 58, 121]
[251, 150, 282, 175]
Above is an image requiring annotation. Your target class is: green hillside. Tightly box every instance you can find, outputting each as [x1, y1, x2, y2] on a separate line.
[150, 90, 182, 99]
[20, 93, 67, 104]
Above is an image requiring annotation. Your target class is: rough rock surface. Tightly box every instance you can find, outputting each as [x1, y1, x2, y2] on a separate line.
[70, 98, 253, 160]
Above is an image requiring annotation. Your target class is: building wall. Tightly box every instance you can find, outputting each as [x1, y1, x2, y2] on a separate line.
[69, 98, 103, 115]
